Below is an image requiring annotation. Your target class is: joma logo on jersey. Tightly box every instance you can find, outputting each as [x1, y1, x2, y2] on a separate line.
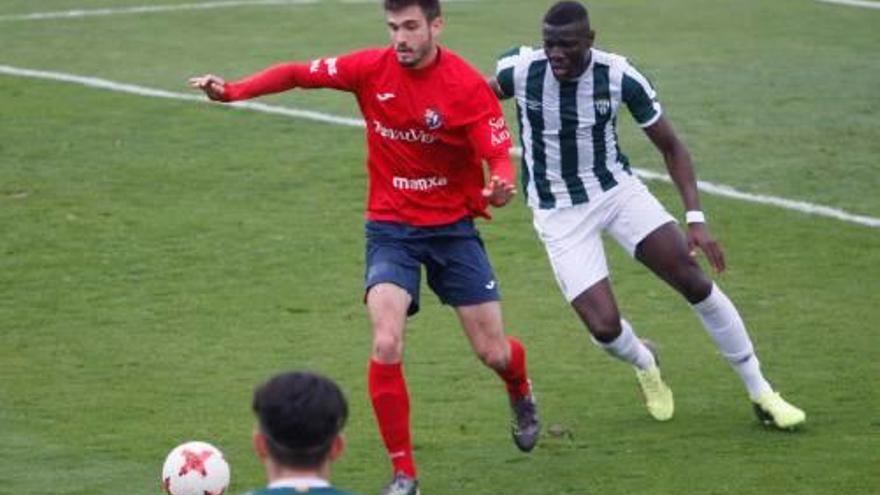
[595, 98, 611, 116]
[424, 108, 443, 130]
[372, 120, 437, 144]
[392, 175, 448, 191]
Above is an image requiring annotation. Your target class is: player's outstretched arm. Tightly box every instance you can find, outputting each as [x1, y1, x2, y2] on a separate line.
[188, 56, 361, 103]
[188, 64, 304, 102]
[188, 74, 227, 101]
[644, 116, 726, 273]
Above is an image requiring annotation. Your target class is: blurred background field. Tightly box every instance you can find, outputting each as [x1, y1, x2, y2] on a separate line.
[1, 1, 878, 494]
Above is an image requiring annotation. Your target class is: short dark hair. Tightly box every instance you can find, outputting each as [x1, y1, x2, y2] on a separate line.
[544, 1, 590, 27]
[384, 0, 442, 21]
[252, 371, 349, 469]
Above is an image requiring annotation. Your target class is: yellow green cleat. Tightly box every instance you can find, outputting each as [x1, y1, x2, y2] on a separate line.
[752, 391, 806, 430]
[634, 340, 674, 421]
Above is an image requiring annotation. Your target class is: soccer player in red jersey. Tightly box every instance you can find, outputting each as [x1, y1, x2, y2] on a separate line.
[189, 1, 539, 494]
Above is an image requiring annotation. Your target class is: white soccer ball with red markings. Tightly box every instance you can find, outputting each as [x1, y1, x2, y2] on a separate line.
[161, 441, 230, 495]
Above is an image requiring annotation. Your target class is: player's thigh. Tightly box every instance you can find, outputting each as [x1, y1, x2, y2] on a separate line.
[365, 227, 423, 316]
[455, 301, 509, 367]
[425, 242, 510, 368]
[424, 234, 500, 308]
[532, 203, 609, 303]
[366, 283, 412, 335]
[605, 180, 677, 258]
[636, 223, 712, 303]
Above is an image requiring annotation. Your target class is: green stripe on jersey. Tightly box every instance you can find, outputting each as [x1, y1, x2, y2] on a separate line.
[559, 80, 589, 204]
[591, 63, 618, 192]
[622, 72, 658, 125]
[499, 46, 521, 59]
[612, 117, 633, 175]
[526, 59, 555, 209]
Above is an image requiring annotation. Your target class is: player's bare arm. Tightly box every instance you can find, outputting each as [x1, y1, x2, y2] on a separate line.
[644, 116, 726, 273]
[487, 77, 508, 100]
[188, 74, 227, 101]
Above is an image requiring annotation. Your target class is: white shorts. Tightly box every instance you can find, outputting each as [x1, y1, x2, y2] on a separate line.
[532, 178, 676, 302]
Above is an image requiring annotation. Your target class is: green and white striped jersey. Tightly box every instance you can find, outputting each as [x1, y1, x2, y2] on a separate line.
[496, 46, 662, 209]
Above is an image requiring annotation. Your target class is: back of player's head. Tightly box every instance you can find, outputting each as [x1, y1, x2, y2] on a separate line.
[544, 1, 590, 28]
[384, 0, 442, 21]
[252, 371, 349, 469]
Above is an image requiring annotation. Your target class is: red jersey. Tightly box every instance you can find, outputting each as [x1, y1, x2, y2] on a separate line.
[222, 47, 514, 226]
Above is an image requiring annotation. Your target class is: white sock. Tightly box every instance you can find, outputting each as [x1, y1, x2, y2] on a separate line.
[593, 319, 657, 370]
[692, 284, 772, 399]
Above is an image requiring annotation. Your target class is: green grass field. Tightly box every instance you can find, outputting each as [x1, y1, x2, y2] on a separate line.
[1, 1, 878, 494]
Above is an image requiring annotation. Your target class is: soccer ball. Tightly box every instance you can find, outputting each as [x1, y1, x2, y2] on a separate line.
[161, 441, 230, 495]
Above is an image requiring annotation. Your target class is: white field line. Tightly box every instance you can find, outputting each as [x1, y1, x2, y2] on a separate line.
[1, 64, 878, 229]
[627, 168, 880, 228]
[0, 0, 867, 24]
[0, 0, 319, 22]
[0, 0, 477, 22]
[814, 0, 880, 9]
[0, 65, 364, 127]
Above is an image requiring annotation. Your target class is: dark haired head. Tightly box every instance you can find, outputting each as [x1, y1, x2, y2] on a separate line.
[544, 1, 589, 28]
[384, 0, 441, 21]
[542, 1, 595, 81]
[252, 371, 348, 469]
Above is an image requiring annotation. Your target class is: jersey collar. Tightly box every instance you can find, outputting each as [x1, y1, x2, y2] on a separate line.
[268, 476, 331, 490]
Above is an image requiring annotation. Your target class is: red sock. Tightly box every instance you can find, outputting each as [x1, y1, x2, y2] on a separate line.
[496, 336, 531, 401]
[368, 360, 417, 478]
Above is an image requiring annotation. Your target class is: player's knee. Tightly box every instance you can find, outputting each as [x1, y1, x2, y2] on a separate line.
[475, 342, 508, 371]
[571, 287, 621, 343]
[663, 254, 711, 304]
[573, 302, 621, 343]
[467, 328, 509, 371]
[678, 264, 713, 304]
[586, 313, 623, 344]
[372, 332, 403, 363]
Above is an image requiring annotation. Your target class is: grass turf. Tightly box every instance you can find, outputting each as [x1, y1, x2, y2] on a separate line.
[1, 1, 878, 494]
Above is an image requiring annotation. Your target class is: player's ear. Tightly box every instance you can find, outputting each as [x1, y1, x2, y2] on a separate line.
[328, 433, 346, 462]
[430, 15, 444, 38]
[252, 427, 269, 461]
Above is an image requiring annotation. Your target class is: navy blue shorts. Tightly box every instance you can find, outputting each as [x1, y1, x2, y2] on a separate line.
[364, 218, 500, 316]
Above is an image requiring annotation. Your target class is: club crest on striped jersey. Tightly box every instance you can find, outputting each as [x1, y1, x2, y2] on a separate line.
[424, 108, 443, 130]
[595, 98, 611, 116]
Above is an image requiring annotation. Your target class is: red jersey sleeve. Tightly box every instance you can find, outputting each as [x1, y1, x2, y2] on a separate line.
[221, 50, 371, 101]
[464, 83, 515, 183]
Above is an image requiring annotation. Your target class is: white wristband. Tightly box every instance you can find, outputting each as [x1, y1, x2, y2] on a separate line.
[685, 211, 706, 224]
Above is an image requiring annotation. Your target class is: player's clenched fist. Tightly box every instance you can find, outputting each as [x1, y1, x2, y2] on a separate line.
[188, 74, 227, 101]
